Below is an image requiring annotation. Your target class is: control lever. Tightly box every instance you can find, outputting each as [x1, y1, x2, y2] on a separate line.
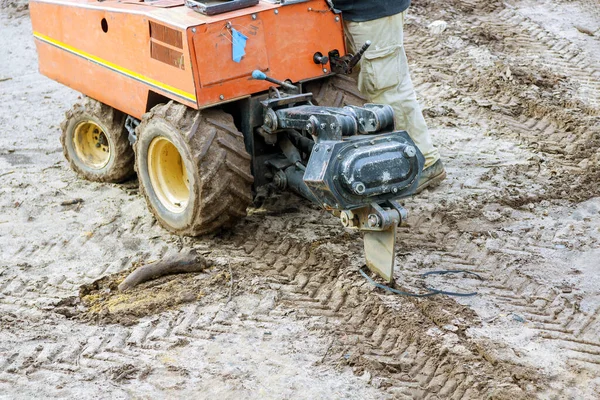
[347, 40, 371, 71]
[329, 40, 372, 74]
[252, 70, 297, 91]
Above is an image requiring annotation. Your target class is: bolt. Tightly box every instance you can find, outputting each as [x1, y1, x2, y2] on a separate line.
[274, 9, 278, 14]
[370, 140, 375, 145]
[330, 123, 336, 130]
[219, 94, 225, 100]
[192, 27, 196, 33]
[335, 16, 340, 22]
[337, 154, 342, 160]
[369, 119, 376, 126]
[95, 143, 101, 148]
[358, 118, 365, 126]
[340, 211, 350, 226]
[320, 123, 327, 130]
[251, 14, 257, 20]
[403, 145, 417, 158]
[327, 147, 331, 152]
[352, 181, 366, 195]
[273, 171, 286, 189]
[323, 68, 328, 73]
[392, 187, 398, 194]
[305, 122, 313, 132]
[353, 144, 358, 148]
[315, 147, 319, 152]
[367, 214, 381, 228]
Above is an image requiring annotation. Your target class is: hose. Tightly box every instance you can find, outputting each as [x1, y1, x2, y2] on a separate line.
[285, 129, 314, 154]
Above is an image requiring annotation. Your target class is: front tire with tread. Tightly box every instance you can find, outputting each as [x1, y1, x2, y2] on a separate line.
[135, 101, 253, 236]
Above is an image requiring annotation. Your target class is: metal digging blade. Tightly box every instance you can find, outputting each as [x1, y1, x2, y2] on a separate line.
[364, 226, 396, 283]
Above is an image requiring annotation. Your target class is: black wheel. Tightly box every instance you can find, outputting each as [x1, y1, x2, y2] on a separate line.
[60, 97, 134, 182]
[304, 74, 367, 108]
[134, 101, 254, 236]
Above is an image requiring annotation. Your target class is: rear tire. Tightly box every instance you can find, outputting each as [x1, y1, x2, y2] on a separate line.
[60, 97, 134, 182]
[134, 101, 253, 236]
[304, 74, 367, 108]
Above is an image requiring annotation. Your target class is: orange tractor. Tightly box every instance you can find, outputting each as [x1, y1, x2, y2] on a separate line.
[30, 0, 424, 282]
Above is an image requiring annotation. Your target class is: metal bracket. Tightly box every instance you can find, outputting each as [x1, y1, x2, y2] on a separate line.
[340, 201, 408, 282]
[260, 92, 313, 110]
[329, 40, 371, 75]
[340, 201, 407, 232]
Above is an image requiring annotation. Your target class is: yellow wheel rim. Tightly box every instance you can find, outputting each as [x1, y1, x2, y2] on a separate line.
[73, 121, 111, 169]
[148, 137, 190, 214]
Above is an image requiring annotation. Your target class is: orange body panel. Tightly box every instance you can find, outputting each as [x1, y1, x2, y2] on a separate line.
[29, 0, 346, 118]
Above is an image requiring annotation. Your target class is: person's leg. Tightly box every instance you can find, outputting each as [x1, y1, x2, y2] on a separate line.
[343, 12, 441, 169]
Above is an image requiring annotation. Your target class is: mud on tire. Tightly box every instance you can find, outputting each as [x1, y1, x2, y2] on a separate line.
[60, 97, 134, 182]
[134, 101, 254, 236]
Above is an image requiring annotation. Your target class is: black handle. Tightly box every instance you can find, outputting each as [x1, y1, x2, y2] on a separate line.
[347, 40, 371, 70]
[313, 52, 330, 66]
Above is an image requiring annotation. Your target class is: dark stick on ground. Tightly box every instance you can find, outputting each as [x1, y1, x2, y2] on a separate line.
[118, 251, 208, 292]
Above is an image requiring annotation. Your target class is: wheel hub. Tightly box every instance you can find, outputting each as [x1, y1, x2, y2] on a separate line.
[73, 121, 111, 169]
[147, 137, 190, 213]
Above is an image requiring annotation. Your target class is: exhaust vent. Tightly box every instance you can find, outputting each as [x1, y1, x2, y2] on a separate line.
[149, 21, 182, 49]
[149, 21, 184, 69]
[151, 41, 185, 70]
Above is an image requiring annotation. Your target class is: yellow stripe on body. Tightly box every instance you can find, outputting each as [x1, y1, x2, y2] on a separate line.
[33, 31, 197, 103]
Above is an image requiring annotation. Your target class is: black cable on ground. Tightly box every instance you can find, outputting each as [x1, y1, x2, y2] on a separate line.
[359, 265, 482, 297]
[359, 266, 437, 297]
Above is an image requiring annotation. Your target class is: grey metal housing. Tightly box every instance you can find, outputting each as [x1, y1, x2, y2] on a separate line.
[303, 131, 424, 210]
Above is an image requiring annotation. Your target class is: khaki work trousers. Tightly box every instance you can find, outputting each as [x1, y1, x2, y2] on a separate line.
[344, 11, 440, 168]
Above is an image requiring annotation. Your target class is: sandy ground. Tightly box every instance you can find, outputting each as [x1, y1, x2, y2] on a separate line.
[1, 0, 600, 398]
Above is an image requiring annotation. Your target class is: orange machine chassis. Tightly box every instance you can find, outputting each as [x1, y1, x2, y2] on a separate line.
[29, 0, 346, 119]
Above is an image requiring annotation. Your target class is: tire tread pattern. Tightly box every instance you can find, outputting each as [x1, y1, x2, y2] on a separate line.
[135, 101, 253, 236]
[59, 97, 134, 183]
[305, 75, 367, 108]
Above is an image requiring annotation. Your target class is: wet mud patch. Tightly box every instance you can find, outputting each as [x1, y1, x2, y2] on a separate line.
[55, 262, 232, 326]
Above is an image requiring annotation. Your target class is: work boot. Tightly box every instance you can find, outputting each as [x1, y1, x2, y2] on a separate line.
[414, 159, 446, 194]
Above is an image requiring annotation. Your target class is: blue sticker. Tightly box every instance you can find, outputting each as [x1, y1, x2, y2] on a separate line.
[231, 28, 248, 63]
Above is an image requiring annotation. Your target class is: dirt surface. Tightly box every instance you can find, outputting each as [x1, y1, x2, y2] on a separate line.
[1, 0, 600, 398]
